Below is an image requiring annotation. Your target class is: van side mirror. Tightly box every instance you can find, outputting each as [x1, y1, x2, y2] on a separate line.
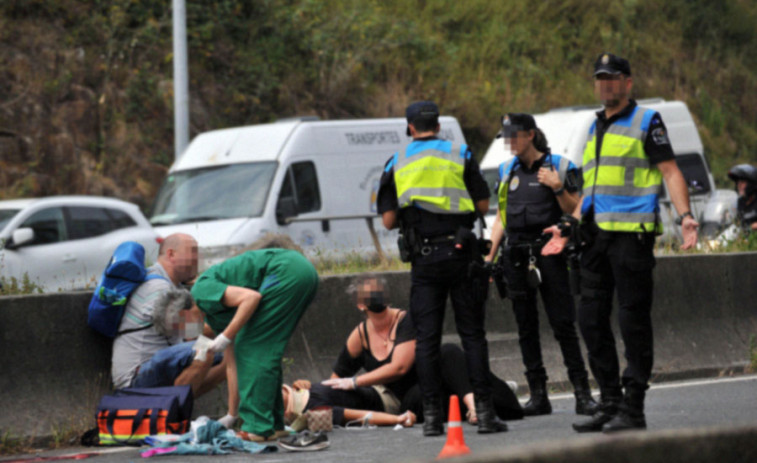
[6, 227, 34, 250]
[276, 197, 297, 225]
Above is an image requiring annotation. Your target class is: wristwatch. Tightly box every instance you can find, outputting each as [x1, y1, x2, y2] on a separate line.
[675, 211, 694, 225]
[553, 186, 565, 196]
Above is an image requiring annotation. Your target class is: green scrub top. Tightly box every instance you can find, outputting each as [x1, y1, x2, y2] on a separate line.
[191, 248, 307, 334]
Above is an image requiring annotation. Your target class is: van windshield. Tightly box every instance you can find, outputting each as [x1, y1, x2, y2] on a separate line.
[149, 162, 278, 225]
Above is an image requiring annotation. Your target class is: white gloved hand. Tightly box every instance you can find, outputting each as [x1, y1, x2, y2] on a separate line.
[321, 377, 357, 390]
[218, 414, 237, 429]
[192, 335, 213, 362]
[208, 333, 232, 352]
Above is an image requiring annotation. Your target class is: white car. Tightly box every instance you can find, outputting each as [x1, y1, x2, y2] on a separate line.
[0, 196, 160, 292]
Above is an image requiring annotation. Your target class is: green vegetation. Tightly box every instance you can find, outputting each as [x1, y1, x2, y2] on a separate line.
[0, 430, 31, 456]
[0, 0, 755, 208]
[312, 250, 409, 275]
[705, 229, 757, 253]
[0, 274, 44, 296]
[750, 335, 757, 374]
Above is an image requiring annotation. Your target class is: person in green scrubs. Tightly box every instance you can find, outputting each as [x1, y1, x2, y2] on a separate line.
[191, 234, 319, 441]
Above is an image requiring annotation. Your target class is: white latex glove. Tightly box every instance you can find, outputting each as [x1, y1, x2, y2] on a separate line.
[192, 335, 213, 362]
[209, 333, 232, 352]
[321, 377, 356, 390]
[218, 414, 237, 429]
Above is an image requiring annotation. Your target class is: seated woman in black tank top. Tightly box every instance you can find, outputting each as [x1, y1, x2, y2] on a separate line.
[302, 274, 418, 426]
[306, 274, 523, 427]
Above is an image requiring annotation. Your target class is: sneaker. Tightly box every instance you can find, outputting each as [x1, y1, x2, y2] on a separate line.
[278, 431, 330, 452]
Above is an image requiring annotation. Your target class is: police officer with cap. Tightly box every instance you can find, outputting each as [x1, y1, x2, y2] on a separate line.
[377, 101, 507, 436]
[485, 113, 598, 418]
[727, 164, 757, 232]
[542, 53, 699, 433]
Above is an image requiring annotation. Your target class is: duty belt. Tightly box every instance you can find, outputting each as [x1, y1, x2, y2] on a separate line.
[419, 234, 456, 256]
[505, 234, 550, 249]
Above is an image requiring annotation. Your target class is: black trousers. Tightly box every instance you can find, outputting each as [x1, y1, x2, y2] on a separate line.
[306, 382, 384, 425]
[410, 256, 493, 402]
[578, 231, 655, 410]
[402, 344, 524, 421]
[503, 246, 589, 384]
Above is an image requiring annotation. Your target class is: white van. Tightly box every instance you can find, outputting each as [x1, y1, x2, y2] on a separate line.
[480, 99, 737, 241]
[149, 117, 466, 268]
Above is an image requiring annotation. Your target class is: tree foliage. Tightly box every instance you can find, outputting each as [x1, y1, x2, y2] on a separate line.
[0, 0, 755, 208]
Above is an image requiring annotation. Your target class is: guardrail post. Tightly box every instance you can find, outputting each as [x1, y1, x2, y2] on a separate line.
[365, 217, 387, 264]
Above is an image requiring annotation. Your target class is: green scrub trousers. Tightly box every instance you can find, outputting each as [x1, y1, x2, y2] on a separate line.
[191, 249, 319, 436]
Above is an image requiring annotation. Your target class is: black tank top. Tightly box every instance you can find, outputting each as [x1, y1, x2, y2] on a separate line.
[332, 311, 417, 400]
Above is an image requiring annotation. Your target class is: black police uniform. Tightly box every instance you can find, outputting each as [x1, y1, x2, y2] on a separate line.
[499, 153, 593, 411]
[377, 136, 494, 430]
[577, 100, 674, 426]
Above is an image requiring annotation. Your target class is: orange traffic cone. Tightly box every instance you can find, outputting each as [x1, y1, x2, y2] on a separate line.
[437, 395, 471, 459]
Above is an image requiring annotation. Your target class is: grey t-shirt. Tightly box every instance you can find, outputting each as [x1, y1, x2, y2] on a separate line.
[111, 263, 182, 389]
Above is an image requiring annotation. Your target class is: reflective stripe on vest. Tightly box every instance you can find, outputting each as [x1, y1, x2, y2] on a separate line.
[497, 154, 572, 228]
[581, 106, 663, 233]
[393, 139, 474, 214]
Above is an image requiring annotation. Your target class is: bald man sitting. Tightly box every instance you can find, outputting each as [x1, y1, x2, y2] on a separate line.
[111, 234, 229, 415]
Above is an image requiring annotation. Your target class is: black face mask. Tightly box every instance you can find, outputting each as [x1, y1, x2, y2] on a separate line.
[365, 293, 388, 313]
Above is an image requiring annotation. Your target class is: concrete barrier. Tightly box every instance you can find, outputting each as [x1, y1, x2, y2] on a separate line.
[1, 252, 755, 443]
[414, 424, 757, 463]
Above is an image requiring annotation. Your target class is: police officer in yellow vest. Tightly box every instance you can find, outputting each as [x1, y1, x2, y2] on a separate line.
[542, 53, 699, 433]
[377, 101, 507, 436]
[485, 113, 598, 418]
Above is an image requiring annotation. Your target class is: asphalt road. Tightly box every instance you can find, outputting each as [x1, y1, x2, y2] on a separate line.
[4, 375, 756, 463]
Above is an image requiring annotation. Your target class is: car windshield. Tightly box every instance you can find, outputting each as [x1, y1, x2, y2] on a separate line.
[149, 162, 278, 225]
[0, 208, 20, 232]
[482, 168, 500, 213]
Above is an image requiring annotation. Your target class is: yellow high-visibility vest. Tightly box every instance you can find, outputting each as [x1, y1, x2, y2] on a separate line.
[581, 106, 663, 233]
[391, 139, 474, 214]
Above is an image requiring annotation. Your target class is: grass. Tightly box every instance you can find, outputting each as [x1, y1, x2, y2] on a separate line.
[0, 273, 44, 296]
[311, 250, 409, 276]
[655, 229, 757, 256]
[317, 235, 757, 275]
[749, 335, 757, 374]
[0, 430, 33, 456]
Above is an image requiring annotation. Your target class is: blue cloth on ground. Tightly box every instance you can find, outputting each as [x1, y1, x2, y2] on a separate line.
[141, 418, 275, 457]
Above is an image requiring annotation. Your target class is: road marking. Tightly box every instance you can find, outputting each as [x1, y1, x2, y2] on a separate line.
[547, 374, 757, 402]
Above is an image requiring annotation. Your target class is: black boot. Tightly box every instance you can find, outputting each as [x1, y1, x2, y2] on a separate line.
[603, 389, 646, 433]
[572, 394, 620, 433]
[422, 397, 444, 437]
[475, 398, 508, 434]
[523, 378, 552, 416]
[572, 377, 600, 416]
[602, 410, 647, 432]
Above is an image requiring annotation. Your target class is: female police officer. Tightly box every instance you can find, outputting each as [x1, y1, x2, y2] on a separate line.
[485, 113, 598, 417]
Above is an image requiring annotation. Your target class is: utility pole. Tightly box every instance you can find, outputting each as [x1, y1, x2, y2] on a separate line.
[172, 0, 189, 160]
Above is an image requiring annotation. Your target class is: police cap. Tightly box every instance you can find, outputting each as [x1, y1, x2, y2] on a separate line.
[496, 113, 536, 138]
[405, 101, 439, 136]
[405, 101, 439, 123]
[593, 53, 632, 77]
